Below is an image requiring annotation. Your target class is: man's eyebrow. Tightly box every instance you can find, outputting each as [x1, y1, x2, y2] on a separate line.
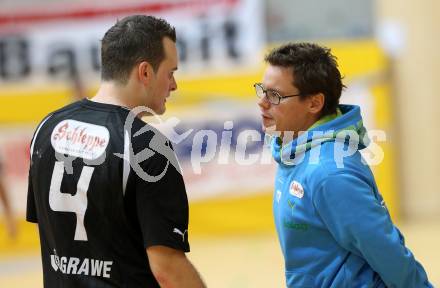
[172, 67, 178, 71]
[266, 87, 281, 94]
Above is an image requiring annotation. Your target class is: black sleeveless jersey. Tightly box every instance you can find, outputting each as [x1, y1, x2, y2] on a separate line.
[27, 99, 190, 288]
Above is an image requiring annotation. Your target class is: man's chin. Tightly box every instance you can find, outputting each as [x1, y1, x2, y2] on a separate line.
[262, 124, 277, 135]
[135, 105, 165, 119]
[149, 105, 166, 116]
[156, 106, 166, 115]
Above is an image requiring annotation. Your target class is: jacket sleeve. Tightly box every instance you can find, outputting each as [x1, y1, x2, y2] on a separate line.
[313, 172, 432, 288]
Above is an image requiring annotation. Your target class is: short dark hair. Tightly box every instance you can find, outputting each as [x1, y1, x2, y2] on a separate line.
[265, 43, 345, 116]
[101, 15, 176, 84]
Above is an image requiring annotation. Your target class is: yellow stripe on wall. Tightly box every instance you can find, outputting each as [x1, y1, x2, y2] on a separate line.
[1, 40, 386, 123]
[189, 192, 275, 236]
[0, 89, 73, 124]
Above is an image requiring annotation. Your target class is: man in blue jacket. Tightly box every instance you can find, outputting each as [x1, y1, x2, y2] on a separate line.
[255, 42, 432, 287]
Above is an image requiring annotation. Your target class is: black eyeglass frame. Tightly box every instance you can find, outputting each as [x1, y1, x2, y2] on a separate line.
[253, 83, 303, 105]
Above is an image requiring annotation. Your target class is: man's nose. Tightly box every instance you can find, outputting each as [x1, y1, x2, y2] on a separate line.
[257, 95, 270, 109]
[170, 76, 177, 91]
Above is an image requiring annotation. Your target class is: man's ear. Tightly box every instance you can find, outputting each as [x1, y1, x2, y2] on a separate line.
[309, 93, 325, 115]
[137, 61, 154, 85]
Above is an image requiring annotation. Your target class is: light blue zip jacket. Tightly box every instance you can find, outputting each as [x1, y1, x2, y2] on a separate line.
[272, 105, 432, 288]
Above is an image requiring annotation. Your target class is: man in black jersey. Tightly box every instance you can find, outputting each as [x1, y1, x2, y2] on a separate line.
[27, 15, 206, 288]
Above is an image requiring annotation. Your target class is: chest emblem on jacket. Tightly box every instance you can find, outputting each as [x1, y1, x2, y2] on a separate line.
[289, 181, 304, 199]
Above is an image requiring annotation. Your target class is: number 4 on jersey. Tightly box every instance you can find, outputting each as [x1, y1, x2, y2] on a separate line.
[49, 161, 94, 241]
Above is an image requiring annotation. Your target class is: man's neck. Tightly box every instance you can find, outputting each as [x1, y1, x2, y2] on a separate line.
[278, 115, 321, 144]
[307, 109, 341, 131]
[91, 81, 135, 109]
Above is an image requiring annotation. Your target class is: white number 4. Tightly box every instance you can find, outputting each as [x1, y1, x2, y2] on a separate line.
[49, 161, 94, 241]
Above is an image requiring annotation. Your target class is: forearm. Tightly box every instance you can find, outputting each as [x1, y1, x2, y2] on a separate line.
[155, 256, 205, 288]
[316, 174, 432, 286]
[147, 246, 206, 288]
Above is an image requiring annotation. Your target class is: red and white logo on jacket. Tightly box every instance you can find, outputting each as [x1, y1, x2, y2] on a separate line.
[289, 181, 304, 199]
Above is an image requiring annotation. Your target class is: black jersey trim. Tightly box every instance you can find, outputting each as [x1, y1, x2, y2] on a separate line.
[122, 129, 131, 196]
[30, 114, 53, 160]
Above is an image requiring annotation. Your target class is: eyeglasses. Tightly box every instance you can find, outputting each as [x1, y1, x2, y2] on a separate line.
[254, 83, 302, 105]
